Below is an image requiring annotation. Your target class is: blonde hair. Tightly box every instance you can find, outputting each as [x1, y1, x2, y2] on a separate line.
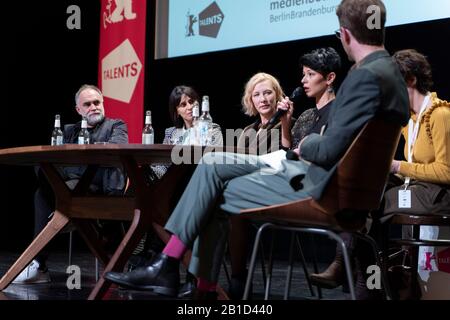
[241, 72, 284, 117]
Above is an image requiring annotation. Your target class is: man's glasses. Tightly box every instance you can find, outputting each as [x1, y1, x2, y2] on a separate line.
[82, 100, 102, 107]
[335, 29, 341, 39]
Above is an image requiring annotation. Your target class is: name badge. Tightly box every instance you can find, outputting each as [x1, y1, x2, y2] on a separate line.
[398, 190, 412, 208]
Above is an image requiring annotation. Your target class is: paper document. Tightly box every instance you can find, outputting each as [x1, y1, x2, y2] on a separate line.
[259, 149, 287, 171]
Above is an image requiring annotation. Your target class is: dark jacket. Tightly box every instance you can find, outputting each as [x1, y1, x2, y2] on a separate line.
[61, 118, 128, 195]
[290, 50, 409, 199]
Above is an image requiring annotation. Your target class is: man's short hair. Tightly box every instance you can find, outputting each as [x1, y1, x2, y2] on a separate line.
[336, 0, 386, 46]
[75, 84, 103, 105]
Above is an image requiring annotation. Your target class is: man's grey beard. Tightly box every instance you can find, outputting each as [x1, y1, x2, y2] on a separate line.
[87, 113, 105, 127]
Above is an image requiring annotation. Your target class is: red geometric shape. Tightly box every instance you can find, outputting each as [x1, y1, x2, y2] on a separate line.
[199, 1, 224, 38]
[437, 247, 450, 274]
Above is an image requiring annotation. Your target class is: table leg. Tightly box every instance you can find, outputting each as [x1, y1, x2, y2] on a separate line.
[88, 208, 149, 300]
[0, 211, 69, 290]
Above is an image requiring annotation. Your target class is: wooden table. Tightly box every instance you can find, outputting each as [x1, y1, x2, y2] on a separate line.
[0, 144, 212, 299]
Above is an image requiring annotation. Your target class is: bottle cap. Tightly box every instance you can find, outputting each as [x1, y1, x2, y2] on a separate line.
[201, 96, 210, 111]
[193, 102, 199, 117]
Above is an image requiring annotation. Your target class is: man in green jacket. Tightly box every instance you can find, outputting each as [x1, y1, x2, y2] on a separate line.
[105, 0, 409, 299]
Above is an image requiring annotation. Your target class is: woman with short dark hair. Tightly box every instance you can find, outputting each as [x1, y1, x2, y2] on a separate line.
[291, 47, 341, 148]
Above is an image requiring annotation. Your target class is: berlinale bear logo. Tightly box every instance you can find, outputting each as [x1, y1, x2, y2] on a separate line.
[423, 247, 450, 274]
[186, 1, 224, 38]
[103, 0, 137, 29]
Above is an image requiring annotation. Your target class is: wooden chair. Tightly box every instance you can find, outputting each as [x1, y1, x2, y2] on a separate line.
[240, 118, 402, 300]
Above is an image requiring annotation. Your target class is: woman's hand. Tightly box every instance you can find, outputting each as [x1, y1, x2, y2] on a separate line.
[390, 160, 400, 173]
[277, 97, 294, 127]
[278, 97, 294, 149]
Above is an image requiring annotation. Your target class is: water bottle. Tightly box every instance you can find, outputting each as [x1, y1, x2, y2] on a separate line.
[192, 101, 200, 127]
[198, 96, 212, 146]
[189, 101, 200, 145]
[78, 117, 90, 144]
[51, 114, 63, 146]
[142, 110, 154, 144]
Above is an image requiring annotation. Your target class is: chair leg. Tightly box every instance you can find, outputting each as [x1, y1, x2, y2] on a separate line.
[308, 234, 323, 299]
[284, 231, 296, 300]
[381, 220, 397, 300]
[245, 224, 358, 300]
[244, 223, 272, 300]
[284, 231, 306, 300]
[68, 231, 73, 266]
[410, 225, 421, 299]
[222, 257, 231, 287]
[335, 235, 356, 300]
[264, 229, 276, 300]
[295, 234, 317, 298]
[258, 238, 267, 288]
[289, 228, 355, 299]
[251, 223, 269, 289]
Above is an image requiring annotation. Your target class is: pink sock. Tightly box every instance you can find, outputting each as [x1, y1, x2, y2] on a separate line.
[162, 235, 187, 259]
[197, 277, 217, 292]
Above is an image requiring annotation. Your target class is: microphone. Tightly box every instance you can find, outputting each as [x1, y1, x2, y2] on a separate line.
[266, 86, 303, 127]
[286, 149, 299, 161]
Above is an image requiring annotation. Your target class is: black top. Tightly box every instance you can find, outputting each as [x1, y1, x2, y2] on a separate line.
[309, 101, 333, 136]
[290, 100, 334, 149]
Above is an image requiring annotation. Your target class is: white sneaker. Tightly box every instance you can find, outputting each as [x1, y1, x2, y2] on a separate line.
[12, 260, 51, 284]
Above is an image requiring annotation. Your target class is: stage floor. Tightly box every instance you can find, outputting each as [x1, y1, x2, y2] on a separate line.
[0, 251, 348, 300]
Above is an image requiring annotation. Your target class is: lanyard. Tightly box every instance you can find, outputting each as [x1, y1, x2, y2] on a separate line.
[405, 94, 431, 187]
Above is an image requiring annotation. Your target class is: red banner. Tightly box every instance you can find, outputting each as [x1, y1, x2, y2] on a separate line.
[98, 0, 147, 143]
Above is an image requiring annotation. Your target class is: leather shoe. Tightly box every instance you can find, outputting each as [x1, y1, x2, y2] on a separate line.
[178, 279, 196, 298]
[104, 253, 180, 297]
[178, 271, 197, 298]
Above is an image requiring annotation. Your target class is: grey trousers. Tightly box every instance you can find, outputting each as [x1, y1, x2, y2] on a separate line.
[165, 152, 309, 282]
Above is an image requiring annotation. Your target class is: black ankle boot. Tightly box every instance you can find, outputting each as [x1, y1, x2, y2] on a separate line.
[104, 253, 180, 297]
